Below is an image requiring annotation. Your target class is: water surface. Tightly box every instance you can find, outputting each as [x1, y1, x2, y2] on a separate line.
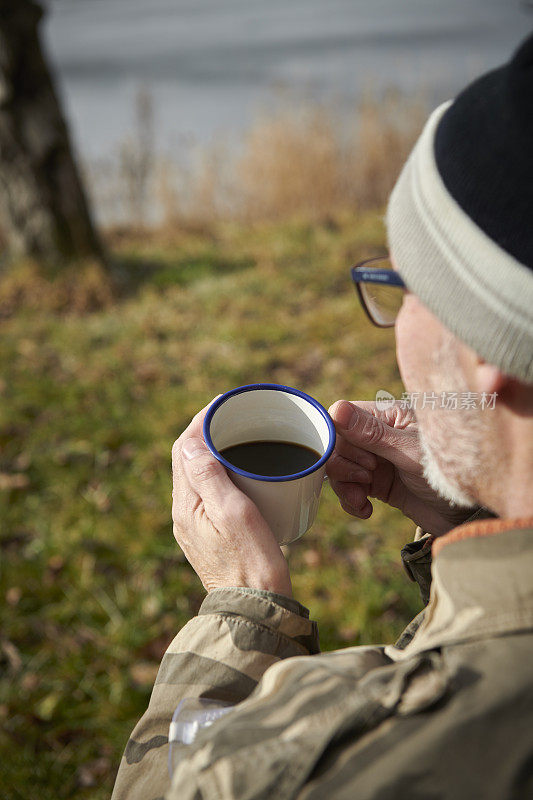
[43, 0, 531, 160]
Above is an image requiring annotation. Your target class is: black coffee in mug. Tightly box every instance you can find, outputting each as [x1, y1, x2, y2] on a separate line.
[220, 440, 321, 477]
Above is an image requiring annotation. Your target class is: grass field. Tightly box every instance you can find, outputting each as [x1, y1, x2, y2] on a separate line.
[0, 211, 423, 798]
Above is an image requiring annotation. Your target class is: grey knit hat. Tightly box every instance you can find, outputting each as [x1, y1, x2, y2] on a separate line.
[386, 35, 533, 384]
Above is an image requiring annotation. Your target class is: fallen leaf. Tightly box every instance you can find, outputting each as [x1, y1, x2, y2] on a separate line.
[77, 757, 112, 787]
[6, 586, 21, 606]
[129, 662, 159, 687]
[0, 473, 30, 491]
[302, 549, 321, 568]
[0, 638, 22, 672]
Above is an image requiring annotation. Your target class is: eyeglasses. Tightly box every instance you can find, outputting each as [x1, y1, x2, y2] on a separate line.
[350, 255, 406, 328]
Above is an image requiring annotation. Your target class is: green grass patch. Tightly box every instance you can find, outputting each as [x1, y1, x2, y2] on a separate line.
[0, 211, 421, 797]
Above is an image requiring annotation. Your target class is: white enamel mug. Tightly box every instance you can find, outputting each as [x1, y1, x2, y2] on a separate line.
[203, 384, 336, 545]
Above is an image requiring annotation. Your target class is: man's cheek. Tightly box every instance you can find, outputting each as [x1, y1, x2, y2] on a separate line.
[395, 312, 420, 392]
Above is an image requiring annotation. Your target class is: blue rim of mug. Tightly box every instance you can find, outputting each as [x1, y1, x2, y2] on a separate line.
[203, 383, 336, 483]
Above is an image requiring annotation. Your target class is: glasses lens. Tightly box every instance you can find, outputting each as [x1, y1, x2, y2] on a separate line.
[359, 260, 403, 326]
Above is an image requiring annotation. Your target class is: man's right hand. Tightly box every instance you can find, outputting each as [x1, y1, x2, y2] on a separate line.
[326, 400, 477, 536]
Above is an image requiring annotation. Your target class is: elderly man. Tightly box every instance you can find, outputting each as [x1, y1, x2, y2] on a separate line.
[112, 35, 533, 800]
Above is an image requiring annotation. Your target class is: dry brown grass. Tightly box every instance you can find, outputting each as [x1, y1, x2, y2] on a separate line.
[230, 92, 426, 222]
[86, 91, 427, 232]
[348, 92, 427, 209]
[0, 259, 114, 318]
[235, 107, 342, 221]
[155, 143, 230, 231]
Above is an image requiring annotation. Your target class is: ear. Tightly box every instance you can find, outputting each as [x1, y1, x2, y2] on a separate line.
[474, 360, 509, 395]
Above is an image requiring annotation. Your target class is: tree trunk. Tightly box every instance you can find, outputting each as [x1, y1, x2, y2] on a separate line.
[0, 0, 103, 263]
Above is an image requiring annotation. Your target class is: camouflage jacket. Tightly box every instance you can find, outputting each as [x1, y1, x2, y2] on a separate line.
[111, 517, 533, 800]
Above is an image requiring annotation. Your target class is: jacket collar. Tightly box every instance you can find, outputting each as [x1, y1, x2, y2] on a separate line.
[432, 515, 533, 556]
[387, 518, 533, 661]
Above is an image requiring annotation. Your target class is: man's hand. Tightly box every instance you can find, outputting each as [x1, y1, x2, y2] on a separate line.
[171, 401, 292, 597]
[326, 400, 477, 535]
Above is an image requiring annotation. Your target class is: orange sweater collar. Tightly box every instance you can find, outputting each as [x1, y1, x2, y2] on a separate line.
[433, 515, 533, 557]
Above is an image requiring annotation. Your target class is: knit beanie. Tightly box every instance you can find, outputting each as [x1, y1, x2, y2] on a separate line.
[386, 33, 533, 384]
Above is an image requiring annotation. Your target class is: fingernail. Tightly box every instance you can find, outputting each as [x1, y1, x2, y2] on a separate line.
[182, 438, 206, 460]
[335, 401, 357, 430]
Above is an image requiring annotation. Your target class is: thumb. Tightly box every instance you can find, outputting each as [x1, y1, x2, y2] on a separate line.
[181, 437, 231, 499]
[180, 436, 271, 537]
[181, 437, 250, 527]
[329, 400, 420, 472]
